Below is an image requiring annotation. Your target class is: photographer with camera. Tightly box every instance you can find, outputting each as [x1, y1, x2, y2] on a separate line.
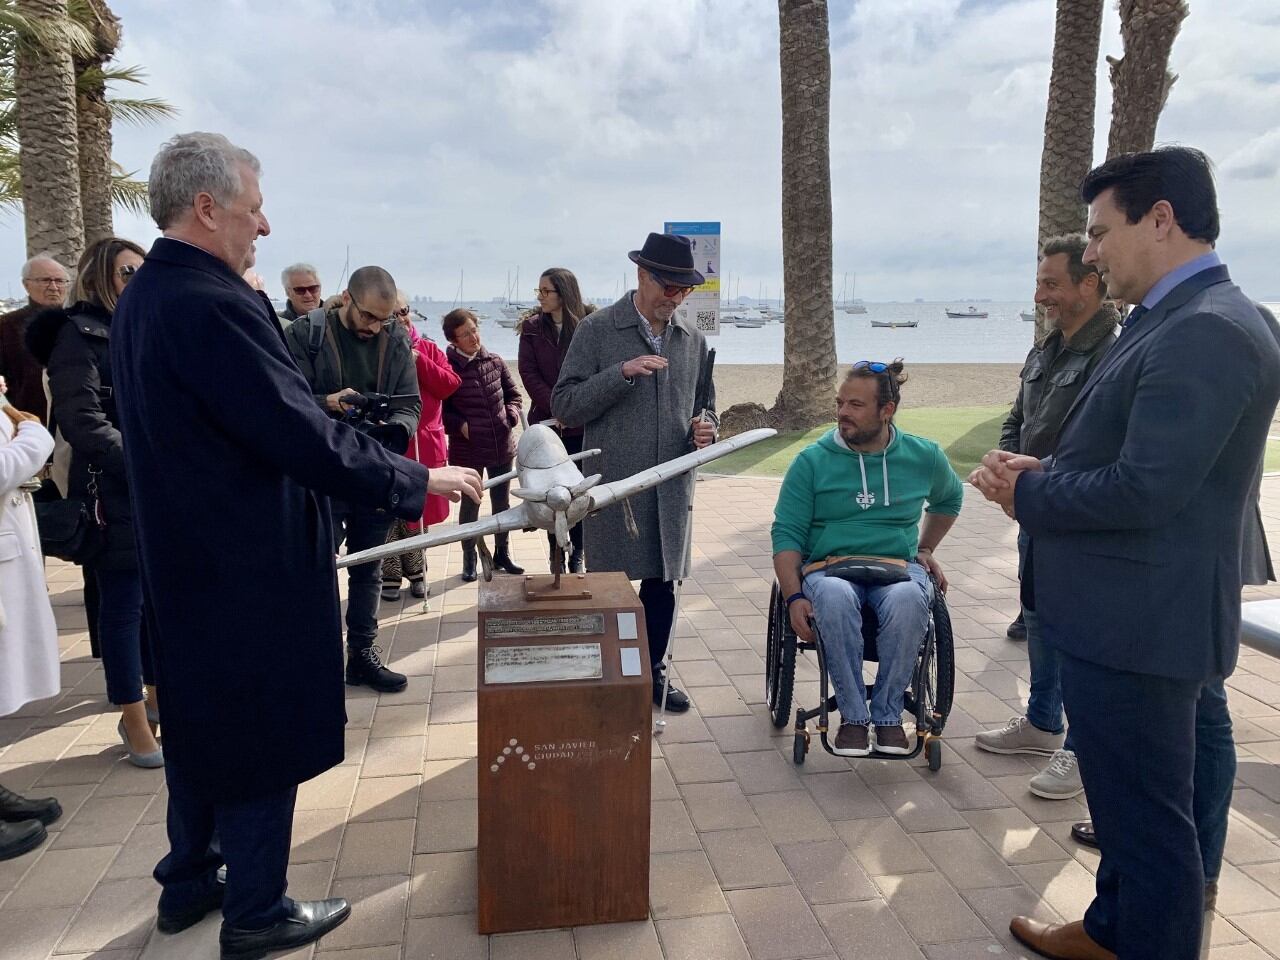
[285, 265, 421, 693]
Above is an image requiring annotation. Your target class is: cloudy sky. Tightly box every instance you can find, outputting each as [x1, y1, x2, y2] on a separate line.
[3, 0, 1278, 302]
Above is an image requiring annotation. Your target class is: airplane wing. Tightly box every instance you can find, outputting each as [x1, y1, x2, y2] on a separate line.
[336, 503, 534, 569]
[586, 428, 776, 515]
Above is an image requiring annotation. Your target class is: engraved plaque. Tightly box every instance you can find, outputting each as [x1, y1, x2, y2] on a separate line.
[485, 643, 604, 684]
[485, 613, 605, 639]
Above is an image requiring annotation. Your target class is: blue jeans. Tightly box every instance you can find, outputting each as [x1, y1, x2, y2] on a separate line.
[803, 562, 930, 726]
[1193, 677, 1233, 884]
[1018, 529, 1073, 748]
[331, 502, 393, 652]
[96, 566, 153, 705]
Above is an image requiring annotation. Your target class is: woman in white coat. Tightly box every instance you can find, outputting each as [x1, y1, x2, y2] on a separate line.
[0, 403, 64, 859]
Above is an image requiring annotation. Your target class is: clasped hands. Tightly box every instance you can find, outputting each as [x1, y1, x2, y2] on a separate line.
[967, 450, 1043, 519]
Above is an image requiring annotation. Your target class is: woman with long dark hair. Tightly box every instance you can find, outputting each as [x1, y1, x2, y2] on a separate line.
[26, 237, 163, 767]
[518, 267, 592, 572]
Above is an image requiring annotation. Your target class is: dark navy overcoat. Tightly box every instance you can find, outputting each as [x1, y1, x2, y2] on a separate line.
[112, 239, 427, 802]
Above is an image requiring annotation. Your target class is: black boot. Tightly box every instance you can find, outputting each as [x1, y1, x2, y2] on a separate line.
[1006, 612, 1027, 641]
[0, 784, 61, 825]
[493, 541, 524, 575]
[461, 549, 478, 583]
[568, 548, 585, 574]
[0, 819, 46, 861]
[345, 645, 408, 693]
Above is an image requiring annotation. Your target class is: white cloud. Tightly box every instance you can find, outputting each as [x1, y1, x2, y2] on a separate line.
[0, 0, 1276, 303]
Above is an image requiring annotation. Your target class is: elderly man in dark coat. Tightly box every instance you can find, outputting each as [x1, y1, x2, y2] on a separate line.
[112, 132, 479, 960]
[552, 233, 716, 713]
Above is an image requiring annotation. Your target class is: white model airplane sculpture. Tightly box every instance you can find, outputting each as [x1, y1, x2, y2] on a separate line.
[337, 423, 776, 577]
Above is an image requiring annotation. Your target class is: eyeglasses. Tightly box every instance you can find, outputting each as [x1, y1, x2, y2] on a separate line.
[852, 360, 890, 373]
[348, 292, 394, 327]
[290, 284, 321, 297]
[117, 264, 138, 283]
[27, 277, 69, 287]
[535, 287, 557, 297]
[649, 272, 695, 298]
[392, 306, 411, 319]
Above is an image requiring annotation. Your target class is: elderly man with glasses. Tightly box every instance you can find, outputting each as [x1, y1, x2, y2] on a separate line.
[552, 232, 717, 713]
[279, 262, 322, 323]
[0, 253, 71, 423]
[284, 265, 421, 693]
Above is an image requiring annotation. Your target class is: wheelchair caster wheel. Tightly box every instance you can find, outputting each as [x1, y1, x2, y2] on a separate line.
[793, 729, 808, 765]
[926, 737, 942, 771]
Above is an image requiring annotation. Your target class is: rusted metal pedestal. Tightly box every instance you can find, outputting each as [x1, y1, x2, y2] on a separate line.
[476, 572, 652, 934]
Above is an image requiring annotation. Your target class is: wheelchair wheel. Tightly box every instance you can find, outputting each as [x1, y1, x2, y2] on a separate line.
[793, 728, 808, 765]
[926, 737, 942, 771]
[924, 590, 956, 728]
[766, 583, 796, 728]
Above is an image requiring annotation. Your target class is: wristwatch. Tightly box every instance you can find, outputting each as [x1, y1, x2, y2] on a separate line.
[784, 591, 806, 608]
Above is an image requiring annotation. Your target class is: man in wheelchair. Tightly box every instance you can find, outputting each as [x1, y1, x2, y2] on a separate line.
[771, 360, 963, 757]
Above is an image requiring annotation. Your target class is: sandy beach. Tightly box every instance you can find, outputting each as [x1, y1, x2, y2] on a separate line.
[506, 362, 1022, 414]
[710, 363, 1022, 411]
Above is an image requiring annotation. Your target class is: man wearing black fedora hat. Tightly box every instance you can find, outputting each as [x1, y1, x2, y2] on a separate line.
[553, 232, 718, 712]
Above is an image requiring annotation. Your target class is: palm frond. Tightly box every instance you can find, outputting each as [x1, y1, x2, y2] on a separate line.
[108, 166, 149, 216]
[107, 95, 176, 125]
[0, 4, 96, 59]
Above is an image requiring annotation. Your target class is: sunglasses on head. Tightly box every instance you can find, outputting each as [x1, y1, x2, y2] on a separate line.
[649, 271, 695, 298]
[852, 360, 890, 373]
[291, 284, 321, 296]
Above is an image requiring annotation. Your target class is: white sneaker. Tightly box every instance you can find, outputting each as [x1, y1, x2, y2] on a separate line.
[1029, 749, 1084, 800]
[974, 715, 1065, 757]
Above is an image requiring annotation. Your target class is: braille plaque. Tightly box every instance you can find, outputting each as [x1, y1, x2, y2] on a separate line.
[484, 643, 603, 684]
[484, 613, 605, 639]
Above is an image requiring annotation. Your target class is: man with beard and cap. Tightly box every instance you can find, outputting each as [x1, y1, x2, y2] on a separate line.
[552, 232, 717, 713]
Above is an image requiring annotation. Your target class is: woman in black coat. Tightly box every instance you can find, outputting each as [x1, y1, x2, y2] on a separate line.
[518, 267, 591, 573]
[26, 236, 162, 768]
[441, 308, 524, 582]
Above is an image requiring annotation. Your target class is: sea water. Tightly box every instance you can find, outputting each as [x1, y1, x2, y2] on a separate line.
[414, 301, 1041, 364]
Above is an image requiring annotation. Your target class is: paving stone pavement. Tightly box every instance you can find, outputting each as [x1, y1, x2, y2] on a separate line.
[3, 476, 1280, 959]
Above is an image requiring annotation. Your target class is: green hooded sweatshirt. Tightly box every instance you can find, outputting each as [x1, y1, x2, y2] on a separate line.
[771, 427, 963, 563]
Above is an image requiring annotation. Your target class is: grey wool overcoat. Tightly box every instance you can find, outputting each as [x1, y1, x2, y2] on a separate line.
[551, 293, 716, 581]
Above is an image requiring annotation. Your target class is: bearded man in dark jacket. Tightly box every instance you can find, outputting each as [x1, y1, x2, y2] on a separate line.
[975, 234, 1118, 802]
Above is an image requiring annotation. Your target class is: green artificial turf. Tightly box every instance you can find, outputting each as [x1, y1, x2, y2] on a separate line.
[711, 406, 1010, 479]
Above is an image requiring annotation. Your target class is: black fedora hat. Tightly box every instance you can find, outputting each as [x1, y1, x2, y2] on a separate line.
[628, 233, 706, 288]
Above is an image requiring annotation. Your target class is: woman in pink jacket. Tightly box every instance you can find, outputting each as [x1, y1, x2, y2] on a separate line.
[381, 293, 462, 601]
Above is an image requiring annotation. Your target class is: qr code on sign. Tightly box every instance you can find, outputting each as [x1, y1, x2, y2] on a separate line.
[695, 310, 717, 331]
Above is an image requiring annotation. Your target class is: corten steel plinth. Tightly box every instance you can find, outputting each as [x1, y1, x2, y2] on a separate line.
[476, 571, 652, 934]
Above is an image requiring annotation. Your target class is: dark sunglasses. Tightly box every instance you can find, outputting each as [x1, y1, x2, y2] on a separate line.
[290, 284, 321, 296]
[649, 271, 695, 298]
[118, 264, 138, 283]
[852, 360, 889, 373]
[392, 306, 411, 319]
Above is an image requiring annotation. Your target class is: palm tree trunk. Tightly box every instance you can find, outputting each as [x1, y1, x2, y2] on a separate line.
[1106, 0, 1189, 158]
[1034, 0, 1103, 339]
[15, 0, 84, 266]
[772, 0, 836, 432]
[75, 0, 121, 245]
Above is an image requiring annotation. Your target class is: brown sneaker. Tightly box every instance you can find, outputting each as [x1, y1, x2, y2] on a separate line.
[832, 723, 871, 757]
[873, 724, 912, 755]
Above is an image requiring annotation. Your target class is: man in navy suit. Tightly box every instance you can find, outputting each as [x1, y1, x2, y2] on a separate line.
[972, 147, 1280, 960]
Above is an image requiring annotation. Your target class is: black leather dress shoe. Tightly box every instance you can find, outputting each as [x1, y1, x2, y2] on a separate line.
[220, 897, 351, 960]
[158, 873, 226, 934]
[0, 819, 46, 861]
[0, 784, 62, 825]
[1070, 820, 1098, 848]
[653, 677, 691, 713]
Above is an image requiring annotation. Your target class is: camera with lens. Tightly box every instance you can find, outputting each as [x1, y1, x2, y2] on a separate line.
[341, 392, 415, 454]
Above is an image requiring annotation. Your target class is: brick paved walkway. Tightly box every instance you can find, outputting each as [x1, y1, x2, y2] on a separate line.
[3, 477, 1280, 959]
